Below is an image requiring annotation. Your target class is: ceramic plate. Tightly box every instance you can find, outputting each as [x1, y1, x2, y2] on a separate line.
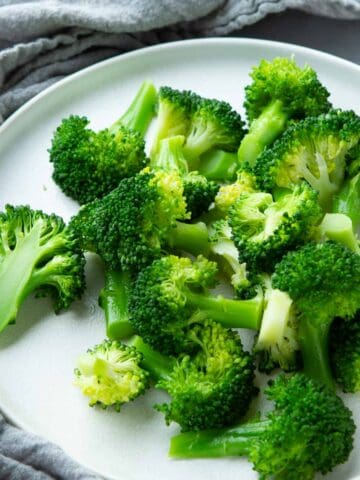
[0, 38, 359, 480]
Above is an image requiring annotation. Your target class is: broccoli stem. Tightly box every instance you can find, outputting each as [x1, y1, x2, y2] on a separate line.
[198, 149, 238, 181]
[109, 81, 157, 136]
[299, 317, 333, 389]
[0, 221, 44, 332]
[169, 421, 269, 458]
[130, 335, 174, 381]
[237, 100, 287, 167]
[167, 221, 210, 256]
[151, 135, 188, 173]
[99, 269, 134, 340]
[186, 291, 263, 330]
[319, 213, 360, 253]
[333, 173, 360, 229]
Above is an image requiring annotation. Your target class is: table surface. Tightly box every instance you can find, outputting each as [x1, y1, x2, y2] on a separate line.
[235, 8, 360, 65]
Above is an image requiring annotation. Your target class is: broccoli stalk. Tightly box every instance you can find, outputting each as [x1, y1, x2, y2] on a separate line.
[333, 172, 360, 228]
[318, 213, 360, 253]
[198, 149, 238, 181]
[109, 80, 157, 135]
[170, 374, 355, 480]
[237, 57, 331, 167]
[98, 269, 135, 340]
[0, 205, 85, 332]
[130, 335, 174, 381]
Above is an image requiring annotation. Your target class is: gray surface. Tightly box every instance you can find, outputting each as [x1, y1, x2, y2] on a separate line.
[0, 1, 360, 479]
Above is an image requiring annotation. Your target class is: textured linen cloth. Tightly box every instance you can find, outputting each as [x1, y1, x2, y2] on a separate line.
[1, 1, 360, 479]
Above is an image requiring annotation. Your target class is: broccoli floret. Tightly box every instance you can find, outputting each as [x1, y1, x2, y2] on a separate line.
[49, 81, 157, 204]
[129, 255, 263, 355]
[170, 373, 355, 480]
[214, 171, 257, 217]
[152, 136, 219, 219]
[98, 269, 135, 340]
[74, 339, 150, 411]
[132, 320, 257, 432]
[228, 182, 322, 271]
[253, 109, 360, 209]
[330, 314, 360, 393]
[0, 205, 85, 332]
[238, 57, 331, 167]
[151, 86, 195, 156]
[272, 241, 360, 387]
[70, 169, 209, 272]
[183, 96, 245, 162]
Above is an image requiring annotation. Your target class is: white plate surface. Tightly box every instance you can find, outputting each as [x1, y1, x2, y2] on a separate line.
[0, 38, 359, 480]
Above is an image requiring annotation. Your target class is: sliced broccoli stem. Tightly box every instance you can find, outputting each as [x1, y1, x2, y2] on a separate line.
[169, 421, 270, 458]
[99, 269, 134, 340]
[130, 335, 174, 381]
[238, 100, 287, 167]
[0, 221, 43, 331]
[319, 213, 360, 253]
[109, 81, 157, 136]
[167, 221, 210, 256]
[299, 317, 333, 389]
[186, 291, 263, 330]
[198, 149, 238, 181]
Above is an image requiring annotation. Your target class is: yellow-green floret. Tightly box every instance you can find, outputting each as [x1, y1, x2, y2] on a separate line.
[74, 340, 150, 411]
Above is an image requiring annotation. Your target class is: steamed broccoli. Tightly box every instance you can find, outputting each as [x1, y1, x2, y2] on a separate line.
[151, 135, 219, 219]
[330, 314, 360, 393]
[49, 81, 157, 204]
[253, 109, 360, 209]
[272, 241, 360, 388]
[198, 149, 239, 181]
[70, 169, 209, 272]
[228, 182, 322, 271]
[74, 339, 150, 410]
[129, 254, 263, 354]
[132, 319, 257, 432]
[183, 96, 246, 161]
[333, 171, 360, 228]
[170, 373, 355, 480]
[0, 205, 85, 332]
[238, 57, 331, 167]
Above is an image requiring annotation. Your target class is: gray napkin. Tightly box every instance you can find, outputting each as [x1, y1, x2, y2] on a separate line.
[1, 1, 360, 479]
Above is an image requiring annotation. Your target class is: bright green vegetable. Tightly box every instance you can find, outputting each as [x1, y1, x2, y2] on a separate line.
[0, 205, 85, 333]
[333, 172, 360, 228]
[49, 81, 157, 204]
[170, 373, 355, 480]
[198, 149, 238, 181]
[238, 57, 331, 167]
[74, 339, 150, 410]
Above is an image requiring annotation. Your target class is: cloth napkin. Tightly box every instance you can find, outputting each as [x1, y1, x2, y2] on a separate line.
[1, 1, 360, 479]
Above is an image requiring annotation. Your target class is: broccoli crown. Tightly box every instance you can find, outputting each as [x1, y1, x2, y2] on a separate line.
[129, 255, 218, 354]
[248, 374, 355, 478]
[272, 241, 360, 320]
[49, 115, 147, 204]
[184, 96, 246, 158]
[229, 182, 322, 271]
[254, 109, 360, 208]
[69, 169, 188, 271]
[156, 319, 257, 431]
[244, 57, 331, 123]
[330, 315, 360, 393]
[182, 172, 219, 219]
[214, 171, 256, 216]
[74, 339, 150, 411]
[0, 205, 85, 331]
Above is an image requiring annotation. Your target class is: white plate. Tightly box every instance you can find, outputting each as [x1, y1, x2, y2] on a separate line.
[0, 38, 359, 480]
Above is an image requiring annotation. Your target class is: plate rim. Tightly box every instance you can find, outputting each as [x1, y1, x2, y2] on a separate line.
[0, 36, 359, 479]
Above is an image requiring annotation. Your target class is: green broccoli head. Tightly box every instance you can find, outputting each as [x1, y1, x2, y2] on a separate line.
[182, 172, 219, 219]
[273, 241, 360, 387]
[74, 339, 150, 411]
[0, 205, 85, 332]
[330, 315, 360, 393]
[69, 169, 188, 271]
[129, 255, 218, 355]
[170, 373, 356, 479]
[49, 115, 147, 204]
[184, 96, 246, 159]
[244, 57, 331, 123]
[156, 319, 257, 431]
[214, 171, 257, 217]
[229, 182, 322, 271]
[254, 109, 360, 209]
